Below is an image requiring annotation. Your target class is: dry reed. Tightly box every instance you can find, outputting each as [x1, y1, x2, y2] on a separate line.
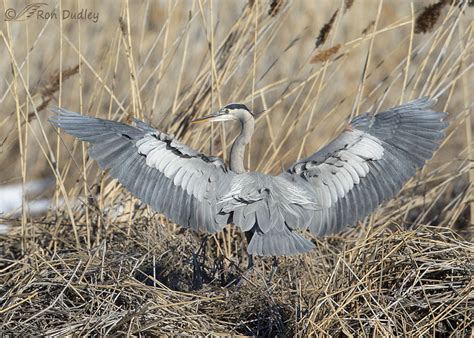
[0, 0, 472, 335]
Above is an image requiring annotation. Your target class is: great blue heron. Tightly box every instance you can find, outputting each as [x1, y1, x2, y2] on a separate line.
[50, 97, 447, 259]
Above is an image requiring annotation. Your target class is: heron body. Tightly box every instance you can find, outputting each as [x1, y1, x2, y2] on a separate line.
[50, 97, 447, 256]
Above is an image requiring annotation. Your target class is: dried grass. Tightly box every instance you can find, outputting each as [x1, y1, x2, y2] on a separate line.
[37, 64, 79, 113]
[1, 219, 472, 335]
[268, 0, 284, 17]
[0, 0, 472, 335]
[315, 9, 338, 48]
[344, 0, 355, 13]
[415, 0, 448, 34]
[310, 44, 341, 64]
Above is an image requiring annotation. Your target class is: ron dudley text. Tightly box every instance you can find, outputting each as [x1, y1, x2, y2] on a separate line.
[37, 8, 99, 23]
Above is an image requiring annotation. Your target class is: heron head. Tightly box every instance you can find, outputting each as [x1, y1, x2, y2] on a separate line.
[191, 103, 254, 124]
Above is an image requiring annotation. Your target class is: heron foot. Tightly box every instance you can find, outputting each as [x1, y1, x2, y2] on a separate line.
[224, 253, 255, 287]
[235, 264, 254, 287]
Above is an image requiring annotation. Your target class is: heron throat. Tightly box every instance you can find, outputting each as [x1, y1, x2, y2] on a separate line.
[230, 116, 255, 174]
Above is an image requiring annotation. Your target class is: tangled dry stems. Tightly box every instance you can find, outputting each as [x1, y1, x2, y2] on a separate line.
[1, 217, 472, 336]
[0, 1, 472, 335]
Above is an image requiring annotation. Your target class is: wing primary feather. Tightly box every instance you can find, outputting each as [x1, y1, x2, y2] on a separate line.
[50, 98, 446, 256]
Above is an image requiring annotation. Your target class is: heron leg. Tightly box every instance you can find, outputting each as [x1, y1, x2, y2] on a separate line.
[191, 235, 209, 290]
[237, 233, 255, 285]
[244, 230, 255, 272]
[191, 252, 203, 290]
[247, 254, 254, 271]
[228, 232, 256, 287]
[267, 256, 279, 283]
[229, 253, 255, 287]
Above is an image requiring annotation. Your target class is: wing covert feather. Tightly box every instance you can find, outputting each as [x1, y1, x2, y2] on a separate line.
[286, 97, 447, 235]
[49, 97, 447, 257]
[49, 107, 233, 233]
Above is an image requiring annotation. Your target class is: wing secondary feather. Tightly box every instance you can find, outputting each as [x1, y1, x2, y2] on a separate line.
[50, 97, 447, 256]
[286, 97, 447, 235]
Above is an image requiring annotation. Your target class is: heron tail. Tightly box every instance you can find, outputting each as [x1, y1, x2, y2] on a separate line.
[247, 226, 314, 256]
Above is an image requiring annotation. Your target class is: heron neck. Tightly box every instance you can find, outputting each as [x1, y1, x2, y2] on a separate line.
[230, 117, 255, 174]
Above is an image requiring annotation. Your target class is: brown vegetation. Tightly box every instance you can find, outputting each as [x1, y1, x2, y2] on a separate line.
[0, 1, 472, 335]
[315, 9, 339, 48]
[415, 0, 448, 34]
[310, 44, 341, 64]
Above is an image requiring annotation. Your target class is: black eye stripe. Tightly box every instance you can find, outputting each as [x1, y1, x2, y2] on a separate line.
[224, 103, 250, 112]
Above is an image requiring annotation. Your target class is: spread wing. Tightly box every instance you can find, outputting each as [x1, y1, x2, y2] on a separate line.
[50, 97, 447, 258]
[50, 108, 319, 256]
[286, 97, 448, 236]
[49, 108, 234, 233]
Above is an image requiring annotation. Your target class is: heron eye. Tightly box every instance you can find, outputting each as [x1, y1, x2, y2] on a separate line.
[225, 109, 229, 114]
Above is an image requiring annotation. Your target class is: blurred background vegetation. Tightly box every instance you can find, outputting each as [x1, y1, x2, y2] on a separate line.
[0, 0, 472, 216]
[0, 0, 472, 335]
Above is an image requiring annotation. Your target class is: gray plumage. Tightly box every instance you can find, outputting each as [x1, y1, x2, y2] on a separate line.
[49, 97, 447, 256]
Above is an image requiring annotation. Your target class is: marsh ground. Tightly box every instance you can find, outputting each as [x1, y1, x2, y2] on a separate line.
[0, 0, 473, 335]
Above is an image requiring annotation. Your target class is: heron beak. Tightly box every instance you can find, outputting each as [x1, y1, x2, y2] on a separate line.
[191, 113, 219, 124]
[191, 111, 232, 124]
